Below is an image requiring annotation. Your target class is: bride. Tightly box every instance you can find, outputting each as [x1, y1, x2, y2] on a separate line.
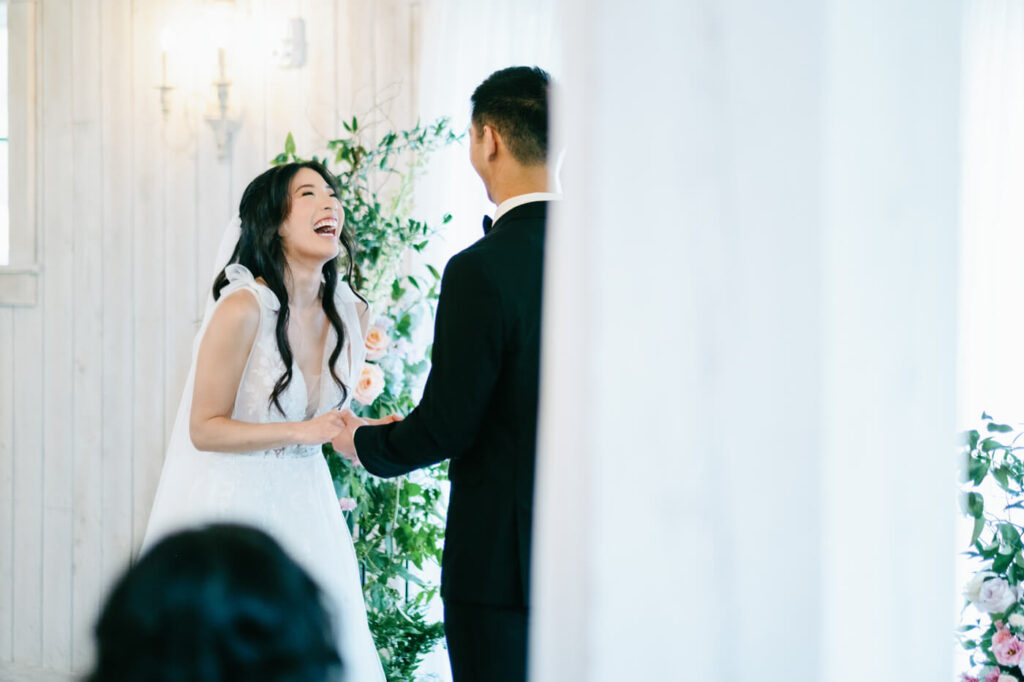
[142, 161, 386, 681]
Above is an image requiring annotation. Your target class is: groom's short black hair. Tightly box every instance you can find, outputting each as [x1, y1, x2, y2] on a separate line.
[471, 66, 550, 166]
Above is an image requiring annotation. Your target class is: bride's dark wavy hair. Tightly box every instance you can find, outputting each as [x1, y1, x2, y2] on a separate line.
[212, 161, 360, 416]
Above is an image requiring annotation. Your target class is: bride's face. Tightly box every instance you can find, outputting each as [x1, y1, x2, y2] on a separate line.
[278, 167, 343, 265]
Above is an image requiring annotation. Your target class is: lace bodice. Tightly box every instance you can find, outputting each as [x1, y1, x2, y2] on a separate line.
[218, 264, 366, 458]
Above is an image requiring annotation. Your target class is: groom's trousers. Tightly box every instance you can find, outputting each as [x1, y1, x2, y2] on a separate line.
[443, 600, 527, 682]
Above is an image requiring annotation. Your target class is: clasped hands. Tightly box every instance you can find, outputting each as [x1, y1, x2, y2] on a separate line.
[315, 409, 401, 465]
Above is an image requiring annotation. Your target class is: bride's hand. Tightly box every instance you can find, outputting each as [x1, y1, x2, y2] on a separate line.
[297, 410, 347, 445]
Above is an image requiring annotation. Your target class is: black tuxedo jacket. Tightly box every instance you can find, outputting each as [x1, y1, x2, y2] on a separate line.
[354, 200, 547, 609]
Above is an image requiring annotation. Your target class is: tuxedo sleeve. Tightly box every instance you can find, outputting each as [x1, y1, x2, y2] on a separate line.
[354, 251, 504, 477]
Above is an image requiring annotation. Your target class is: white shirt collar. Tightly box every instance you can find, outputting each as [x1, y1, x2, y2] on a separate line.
[492, 192, 562, 225]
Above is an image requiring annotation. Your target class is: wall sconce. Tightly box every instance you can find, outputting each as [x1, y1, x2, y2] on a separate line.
[205, 46, 241, 161]
[272, 17, 307, 69]
[157, 30, 174, 119]
[157, 0, 242, 161]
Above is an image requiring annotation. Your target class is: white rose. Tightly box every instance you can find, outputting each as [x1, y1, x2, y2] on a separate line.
[1010, 613, 1024, 629]
[1000, 675, 1017, 682]
[965, 572, 995, 602]
[353, 363, 386, 405]
[364, 325, 390, 362]
[976, 577, 1018, 613]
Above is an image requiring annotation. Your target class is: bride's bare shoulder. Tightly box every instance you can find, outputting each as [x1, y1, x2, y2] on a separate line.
[208, 288, 261, 340]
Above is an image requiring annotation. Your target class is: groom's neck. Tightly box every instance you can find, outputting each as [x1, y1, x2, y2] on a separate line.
[489, 163, 550, 206]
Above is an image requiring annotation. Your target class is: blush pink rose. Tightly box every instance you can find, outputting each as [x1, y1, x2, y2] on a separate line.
[353, 363, 386, 405]
[994, 625, 1014, 647]
[960, 675, 978, 682]
[364, 325, 390, 361]
[993, 631, 1024, 666]
[338, 497, 357, 512]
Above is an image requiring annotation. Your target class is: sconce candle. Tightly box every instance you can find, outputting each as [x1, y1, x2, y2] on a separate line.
[157, 29, 174, 119]
[217, 47, 227, 82]
[159, 29, 171, 85]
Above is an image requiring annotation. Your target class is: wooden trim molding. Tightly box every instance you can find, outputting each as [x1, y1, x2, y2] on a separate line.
[0, 0, 38, 306]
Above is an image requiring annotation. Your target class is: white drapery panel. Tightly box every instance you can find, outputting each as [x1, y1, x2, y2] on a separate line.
[415, 0, 560, 265]
[531, 0, 960, 679]
[956, 2, 1024, 675]
[959, 0, 1024, 424]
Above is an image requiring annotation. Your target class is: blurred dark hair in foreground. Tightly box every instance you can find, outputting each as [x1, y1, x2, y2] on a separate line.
[85, 523, 341, 682]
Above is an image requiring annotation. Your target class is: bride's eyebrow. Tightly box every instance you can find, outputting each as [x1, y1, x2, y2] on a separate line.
[294, 184, 336, 193]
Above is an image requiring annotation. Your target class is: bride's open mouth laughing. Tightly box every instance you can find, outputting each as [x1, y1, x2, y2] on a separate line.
[314, 216, 338, 238]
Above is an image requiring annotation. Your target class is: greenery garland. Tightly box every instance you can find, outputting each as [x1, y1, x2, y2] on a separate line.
[273, 116, 462, 681]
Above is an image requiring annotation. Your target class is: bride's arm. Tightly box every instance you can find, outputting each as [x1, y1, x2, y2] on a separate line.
[189, 290, 345, 452]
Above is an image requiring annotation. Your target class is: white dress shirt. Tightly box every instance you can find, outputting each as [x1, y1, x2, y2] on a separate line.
[491, 192, 562, 225]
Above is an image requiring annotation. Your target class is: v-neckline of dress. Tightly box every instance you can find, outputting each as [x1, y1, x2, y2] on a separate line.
[293, 322, 332, 421]
[250, 277, 332, 420]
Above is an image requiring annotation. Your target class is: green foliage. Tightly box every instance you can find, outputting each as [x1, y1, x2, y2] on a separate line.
[958, 413, 1024, 678]
[276, 118, 461, 681]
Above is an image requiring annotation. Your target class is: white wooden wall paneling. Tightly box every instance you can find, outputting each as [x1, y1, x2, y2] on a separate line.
[69, 0, 104, 669]
[304, 0, 335, 152]
[9, 1, 44, 646]
[10, 300, 43, 666]
[4, 17, 43, 664]
[162, 24, 199, 447]
[265, 1, 310, 170]
[129, 0, 166, 556]
[0, 306, 14, 660]
[98, 0, 134, 604]
[0, 1, 422, 674]
[39, 0, 74, 671]
[223, 0, 267, 230]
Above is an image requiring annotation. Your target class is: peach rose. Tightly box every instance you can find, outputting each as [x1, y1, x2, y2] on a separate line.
[354, 363, 386, 405]
[364, 325, 390, 361]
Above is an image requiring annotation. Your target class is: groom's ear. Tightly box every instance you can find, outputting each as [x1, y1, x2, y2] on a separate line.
[482, 124, 500, 162]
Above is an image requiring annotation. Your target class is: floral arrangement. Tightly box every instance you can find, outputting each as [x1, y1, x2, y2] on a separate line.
[959, 414, 1024, 681]
[274, 116, 461, 681]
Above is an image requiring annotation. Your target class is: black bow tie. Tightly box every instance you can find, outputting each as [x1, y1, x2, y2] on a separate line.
[482, 215, 494, 235]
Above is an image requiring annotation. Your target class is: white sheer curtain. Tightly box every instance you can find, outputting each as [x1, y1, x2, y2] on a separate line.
[959, 0, 1024, 425]
[531, 0, 959, 679]
[957, 2, 1024, 676]
[415, 0, 560, 267]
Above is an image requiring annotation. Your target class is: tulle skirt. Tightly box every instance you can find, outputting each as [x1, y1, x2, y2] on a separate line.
[143, 447, 385, 682]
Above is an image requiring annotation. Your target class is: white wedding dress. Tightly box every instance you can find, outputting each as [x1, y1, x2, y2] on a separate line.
[142, 257, 385, 682]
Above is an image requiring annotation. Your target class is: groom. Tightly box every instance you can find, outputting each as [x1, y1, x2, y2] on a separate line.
[333, 65, 554, 682]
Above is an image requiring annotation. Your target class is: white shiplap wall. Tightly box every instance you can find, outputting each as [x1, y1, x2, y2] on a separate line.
[0, 0, 418, 674]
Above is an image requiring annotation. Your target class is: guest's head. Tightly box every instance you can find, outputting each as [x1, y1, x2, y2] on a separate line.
[86, 524, 341, 682]
[470, 66, 551, 202]
[213, 161, 357, 415]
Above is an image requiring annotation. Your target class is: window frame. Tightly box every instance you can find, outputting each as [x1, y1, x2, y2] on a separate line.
[0, 0, 37, 306]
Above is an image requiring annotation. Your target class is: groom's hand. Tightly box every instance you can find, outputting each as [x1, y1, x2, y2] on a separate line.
[332, 409, 367, 463]
[366, 414, 403, 426]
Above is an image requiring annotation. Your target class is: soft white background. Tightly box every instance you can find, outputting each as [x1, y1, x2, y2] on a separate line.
[956, 0, 1024, 677]
[0, 0, 970, 680]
